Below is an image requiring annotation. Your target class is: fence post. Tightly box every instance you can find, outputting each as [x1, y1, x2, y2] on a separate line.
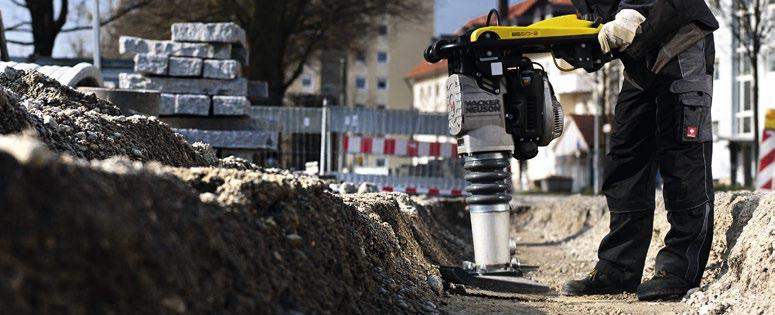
[91, 0, 101, 69]
[319, 99, 328, 175]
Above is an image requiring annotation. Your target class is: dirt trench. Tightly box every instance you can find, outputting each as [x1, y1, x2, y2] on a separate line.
[444, 193, 775, 315]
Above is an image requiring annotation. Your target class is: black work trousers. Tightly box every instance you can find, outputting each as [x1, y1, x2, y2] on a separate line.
[595, 35, 715, 289]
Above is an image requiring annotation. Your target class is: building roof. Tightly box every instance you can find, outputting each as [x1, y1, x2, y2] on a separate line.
[568, 113, 612, 149]
[405, 59, 447, 80]
[406, 0, 575, 80]
[569, 114, 595, 148]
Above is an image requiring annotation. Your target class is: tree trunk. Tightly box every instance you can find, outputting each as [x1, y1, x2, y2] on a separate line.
[247, 42, 287, 105]
[29, 1, 56, 56]
[0, 10, 9, 61]
[245, 1, 288, 106]
[27, 0, 67, 57]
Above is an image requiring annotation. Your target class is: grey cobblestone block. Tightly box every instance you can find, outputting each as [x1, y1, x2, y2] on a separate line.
[175, 94, 211, 116]
[173, 128, 278, 150]
[212, 96, 249, 116]
[133, 53, 168, 75]
[119, 73, 247, 96]
[159, 93, 176, 115]
[168, 57, 203, 77]
[203, 59, 240, 79]
[171, 23, 247, 46]
[119, 36, 230, 59]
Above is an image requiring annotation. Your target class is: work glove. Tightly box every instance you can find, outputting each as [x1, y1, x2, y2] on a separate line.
[597, 9, 646, 54]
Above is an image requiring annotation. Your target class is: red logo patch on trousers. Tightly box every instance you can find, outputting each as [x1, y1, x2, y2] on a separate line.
[686, 126, 698, 138]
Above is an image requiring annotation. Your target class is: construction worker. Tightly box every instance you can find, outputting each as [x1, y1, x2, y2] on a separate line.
[561, 0, 719, 300]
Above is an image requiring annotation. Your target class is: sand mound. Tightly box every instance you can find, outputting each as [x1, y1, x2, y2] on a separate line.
[686, 193, 774, 315]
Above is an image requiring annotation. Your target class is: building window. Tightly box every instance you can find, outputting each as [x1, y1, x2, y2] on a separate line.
[355, 103, 366, 108]
[734, 44, 754, 137]
[355, 76, 366, 90]
[377, 78, 388, 90]
[743, 80, 752, 111]
[355, 50, 366, 62]
[376, 104, 386, 110]
[376, 157, 386, 167]
[301, 74, 312, 88]
[378, 24, 388, 36]
[377, 51, 388, 64]
[738, 54, 752, 75]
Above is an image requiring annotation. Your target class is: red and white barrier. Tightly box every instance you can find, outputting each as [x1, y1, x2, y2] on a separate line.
[757, 123, 775, 190]
[377, 185, 463, 197]
[335, 173, 465, 197]
[343, 135, 457, 158]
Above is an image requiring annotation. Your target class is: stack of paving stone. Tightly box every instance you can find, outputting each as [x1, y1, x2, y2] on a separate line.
[117, 22, 278, 159]
[118, 22, 250, 117]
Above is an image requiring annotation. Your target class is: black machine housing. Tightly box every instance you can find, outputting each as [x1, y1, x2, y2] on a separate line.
[425, 23, 609, 160]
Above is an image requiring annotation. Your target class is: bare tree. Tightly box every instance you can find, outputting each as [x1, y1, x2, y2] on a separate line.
[101, 0, 220, 58]
[219, 0, 427, 105]
[3, 0, 150, 56]
[103, 0, 426, 105]
[709, 0, 774, 172]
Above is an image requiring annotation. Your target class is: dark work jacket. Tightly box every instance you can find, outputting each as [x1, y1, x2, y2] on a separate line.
[572, 0, 719, 87]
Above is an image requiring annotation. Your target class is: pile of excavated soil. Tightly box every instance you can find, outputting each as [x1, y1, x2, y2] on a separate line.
[0, 134, 465, 314]
[0, 72, 474, 314]
[686, 192, 774, 315]
[0, 67, 208, 166]
[511, 192, 775, 313]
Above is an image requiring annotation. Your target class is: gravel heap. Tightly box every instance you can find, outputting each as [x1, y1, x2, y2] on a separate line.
[0, 67, 208, 166]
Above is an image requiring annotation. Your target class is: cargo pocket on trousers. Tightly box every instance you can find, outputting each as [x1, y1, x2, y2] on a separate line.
[670, 74, 713, 142]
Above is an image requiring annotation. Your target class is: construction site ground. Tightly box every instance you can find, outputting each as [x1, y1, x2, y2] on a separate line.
[443, 196, 693, 315]
[0, 68, 773, 314]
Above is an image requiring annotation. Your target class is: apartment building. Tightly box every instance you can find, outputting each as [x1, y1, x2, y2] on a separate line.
[285, 3, 435, 174]
[287, 5, 434, 109]
[711, 4, 775, 187]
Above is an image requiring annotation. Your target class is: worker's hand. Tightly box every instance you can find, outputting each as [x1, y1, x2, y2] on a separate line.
[597, 9, 646, 54]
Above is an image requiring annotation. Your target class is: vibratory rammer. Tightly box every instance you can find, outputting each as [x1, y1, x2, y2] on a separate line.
[424, 10, 611, 293]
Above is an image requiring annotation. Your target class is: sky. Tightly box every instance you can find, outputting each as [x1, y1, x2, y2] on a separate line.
[1, 0, 515, 58]
[435, 0, 516, 36]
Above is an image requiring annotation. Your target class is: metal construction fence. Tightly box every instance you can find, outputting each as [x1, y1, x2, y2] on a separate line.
[243, 105, 463, 194]
[249, 106, 448, 135]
